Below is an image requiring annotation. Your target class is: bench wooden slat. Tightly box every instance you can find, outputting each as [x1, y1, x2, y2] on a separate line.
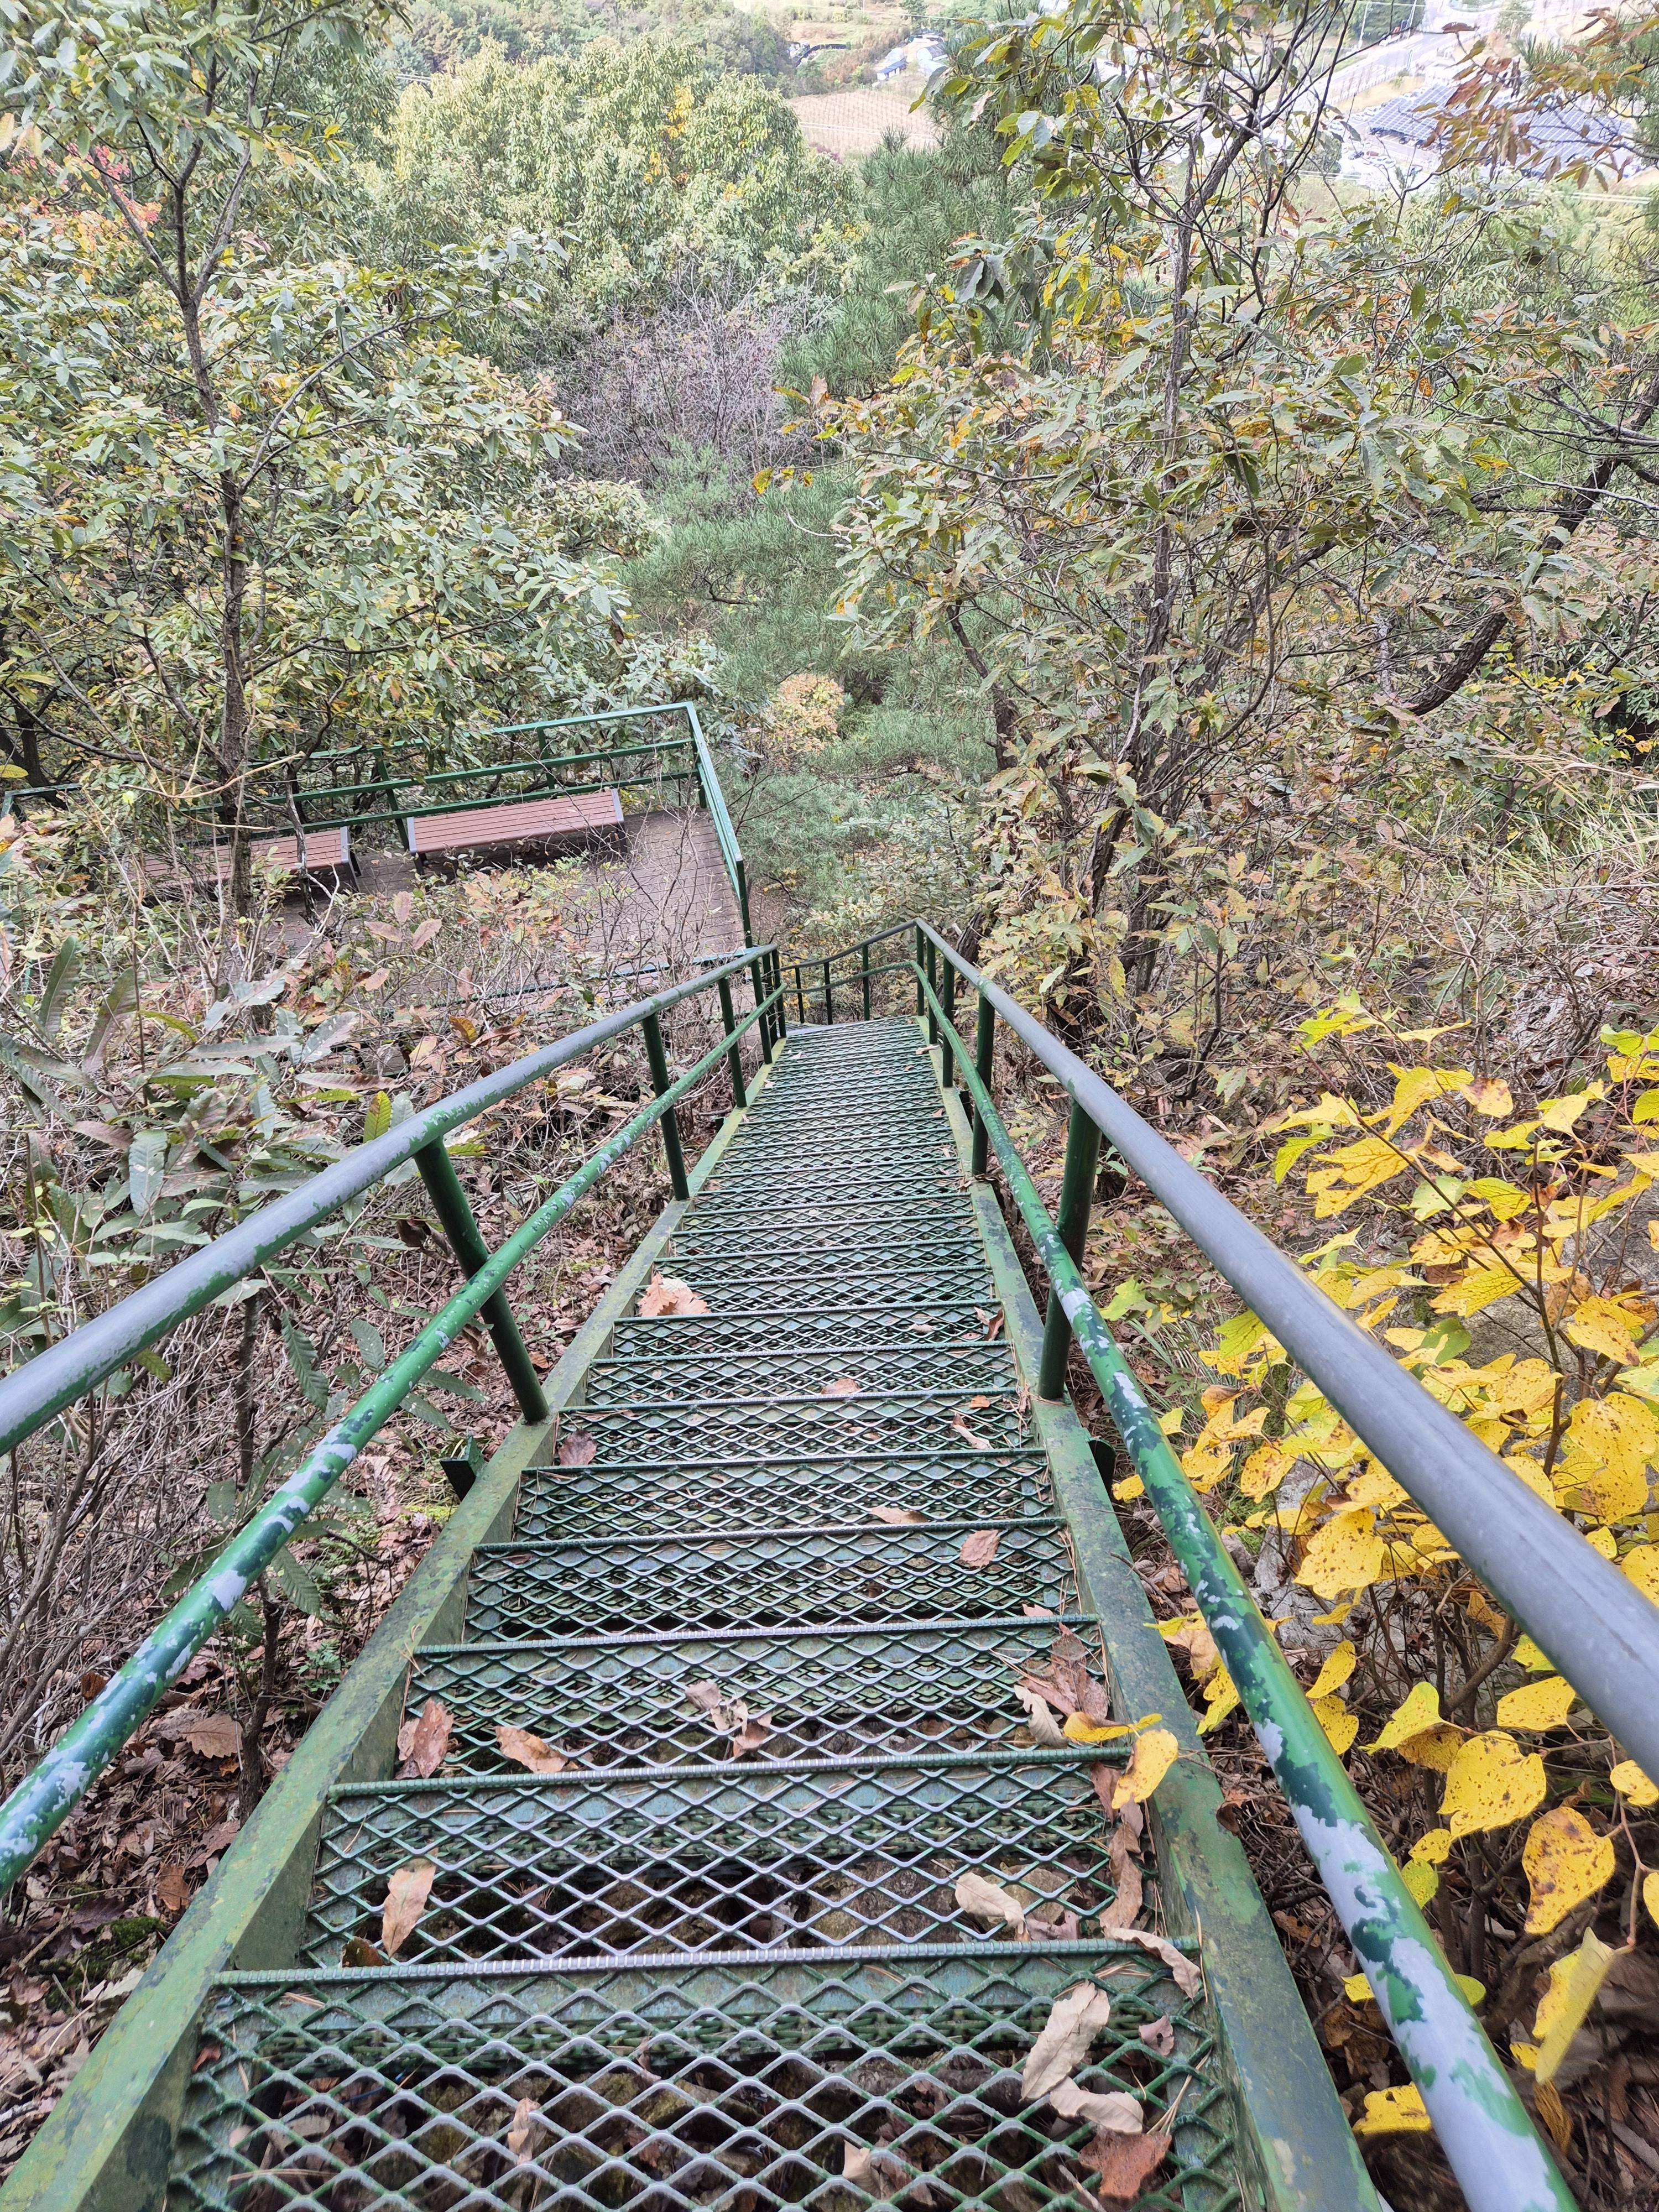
[408, 790, 624, 860]
[142, 827, 353, 891]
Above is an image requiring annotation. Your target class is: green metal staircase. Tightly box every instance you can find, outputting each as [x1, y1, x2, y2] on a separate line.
[5, 1016, 1374, 2212]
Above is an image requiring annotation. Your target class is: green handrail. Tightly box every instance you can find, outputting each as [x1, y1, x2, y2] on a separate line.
[0, 949, 780, 1894]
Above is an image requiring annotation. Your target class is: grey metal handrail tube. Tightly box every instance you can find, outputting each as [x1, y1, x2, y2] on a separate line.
[915, 922, 1659, 1783]
[0, 946, 774, 1463]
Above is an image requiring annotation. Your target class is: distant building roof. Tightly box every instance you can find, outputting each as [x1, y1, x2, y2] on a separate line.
[1363, 91, 1630, 175]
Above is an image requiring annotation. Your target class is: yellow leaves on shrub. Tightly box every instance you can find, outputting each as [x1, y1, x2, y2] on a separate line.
[1460, 1077, 1514, 1119]
[1353, 2085, 1431, 2137]
[1645, 1871, 1659, 1932]
[1537, 1087, 1602, 1135]
[1307, 1642, 1357, 1699]
[1402, 1860, 1439, 1905]
[1239, 1442, 1295, 1500]
[1623, 1546, 1659, 1604]
[1197, 1665, 1240, 1735]
[1368, 1682, 1442, 1753]
[1439, 1731, 1546, 1839]
[1296, 1507, 1384, 1600]
[1610, 1759, 1659, 1807]
[1312, 1695, 1359, 1755]
[1554, 1392, 1658, 1522]
[1533, 1930, 1616, 2083]
[1522, 1807, 1615, 1934]
[1563, 1295, 1648, 1367]
[1376, 1065, 1473, 1137]
[1494, 1676, 1577, 1732]
[1411, 1828, 1453, 1865]
[1305, 1138, 1416, 1219]
[1430, 1266, 1521, 1318]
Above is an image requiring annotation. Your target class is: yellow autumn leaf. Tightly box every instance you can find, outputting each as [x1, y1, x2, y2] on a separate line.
[1430, 1266, 1522, 1318]
[1623, 1546, 1659, 1604]
[1563, 1295, 1646, 1367]
[1402, 1859, 1439, 1904]
[1610, 1759, 1659, 1807]
[1585, 1525, 1618, 1558]
[1307, 1642, 1357, 1700]
[1460, 1077, 1514, 1119]
[1522, 1807, 1615, 1935]
[1368, 1681, 1442, 1752]
[1342, 1970, 1373, 2003]
[1494, 1676, 1577, 1732]
[1180, 1439, 1233, 1493]
[1410, 1828, 1453, 1865]
[1239, 1442, 1295, 1499]
[1297, 1507, 1384, 1600]
[1198, 1665, 1241, 1735]
[1464, 1175, 1531, 1219]
[1062, 1714, 1134, 1744]
[1305, 1137, 1416, 1218]
[1513, 1634, 1553, 1670]
[1504, 1454, 1557, 1509]
[1113, 1474, 1145, 1501]
[1537, 1087, 1601, 1134]
[1645, 1870, 1659, 1931]
[1112, 1726, 1179, 1809]
[1375, 1064, 1473, 1137]
[1440, 1731, 1546, 1838]
[1353, 2084, 1431, 2136]
[1312, 1694, 1358, 1754]
[1533, 1929, 1616, 2083]
[1556, 1392, 1658, 1522]
[1397, 1724, 1464, 1772]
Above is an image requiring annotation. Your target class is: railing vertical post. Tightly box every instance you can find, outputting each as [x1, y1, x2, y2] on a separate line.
[822, 958, 833, 1025]
[971, 992, 995, 1177]
[924, 938, 940, 1048]
[795, 964, 806, 1025]
[414, 1141, 549, 1421]
[914, 927, 925, 1015]
[941, 955, 958, 1087]
[862, 940, 872, 1019]
[1037, 1100, 1101, 1399]
[717, 973, 747, 1108]
[641, 1010, 690, 1201]
[772, 952, 788, 1042]
[750, 953, 773, 1061]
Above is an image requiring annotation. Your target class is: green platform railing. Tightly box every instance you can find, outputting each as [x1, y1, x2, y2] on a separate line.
[0, 941, 785, 1893]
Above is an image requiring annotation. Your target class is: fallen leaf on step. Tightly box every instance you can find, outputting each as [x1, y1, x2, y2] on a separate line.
[909, 1317, 933, 1333]
[686, 1679, 748, 1733]
[1022, 1603, 1055, 1620]
[951, 1415, 992, 1450]
[1029, 1906, 1081, 1940]
[955, 1870, 1027, 1938]
[556, 1431, 597, 1468]
[342, 1937, 387, 1968]
[183, 1713, 241, 1759]
[382, 1859, 436, 1957]
[959, 1529, 1000, 1567]
[397, 1698, 453, 1778]
[822, 1376, 862, 1397]
[843, 2142, 919, 2199]
[1019, 1631, 1114, 1724]
[1118, 1928, 1201, 1997]
[731, 1713, 773, 1758]
[639, 1272, 708, 1317]
[870, 1505, 924, 1525]
[1138, 2017, 1175, 2057]
[1049, 2079, 1143, 2133]
[1022, 1982, 1116, 2099]
[1015, 1686, 1067, 1746]
[497, 1724, 570, 1775]
[967, 1394, 992, 1410]
[985, 1311, 1005, 1340]
[1112, 1728, 1180, 1810]
[506, 2096, 540, 2161]
[1097, 1823, 1144, 1932]
[1078, 2128, 1170, 2203]
[156, 1863, 190, 1915]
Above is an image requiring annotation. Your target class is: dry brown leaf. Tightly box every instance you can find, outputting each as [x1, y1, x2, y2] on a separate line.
[843, 2143, 916, 2199]
[967, 1395, 992, 1410]
[731, 1713, 773, 1758]
[155, 1863, 189, 1915]
[985, 1311, 1004, 1340]
[506, 2095, 540, 2161]
[397, 1698, 453, 1779]
[1016, 1686, 1067, 1747]
[556, 1431, 597, 1468]
[382, 1860, 437, 1957]
[951, 1415, 992, 1450]
[870, 1505, 924, 1525]
[342, 1936, 387, 1968]
[822, 1376, 862, 1397]
[183, 1713, 240, 1759]
[909, 1316, 933, 1333]
[1019, 1635, 1113, 1725]
[1078, 2129, 1170, 2203]
[959, 1529, 1000, 1568]
[1021, 1982, 1115, 2099]
[1022, 1603, 1056, 1620]
[497, 1724, 570, 1775]
[1030, 1907, 1081, 1941]
[1097, 1824, 1144, 1933]
[1138, 2017, 1175, 2058]
[1118, 1928, 1201, 1997]
[1048, 2080, 1143, 2134]
[639, 1272, 709, 1317]
[955, 1870, 1027, 1939]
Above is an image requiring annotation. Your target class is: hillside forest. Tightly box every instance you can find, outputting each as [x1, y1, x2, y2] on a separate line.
[6, 0, 1659, 2196]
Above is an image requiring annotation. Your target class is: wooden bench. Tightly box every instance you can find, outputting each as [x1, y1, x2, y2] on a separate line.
[143, 826, 354, 896]
[406, 789, 624, 869]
